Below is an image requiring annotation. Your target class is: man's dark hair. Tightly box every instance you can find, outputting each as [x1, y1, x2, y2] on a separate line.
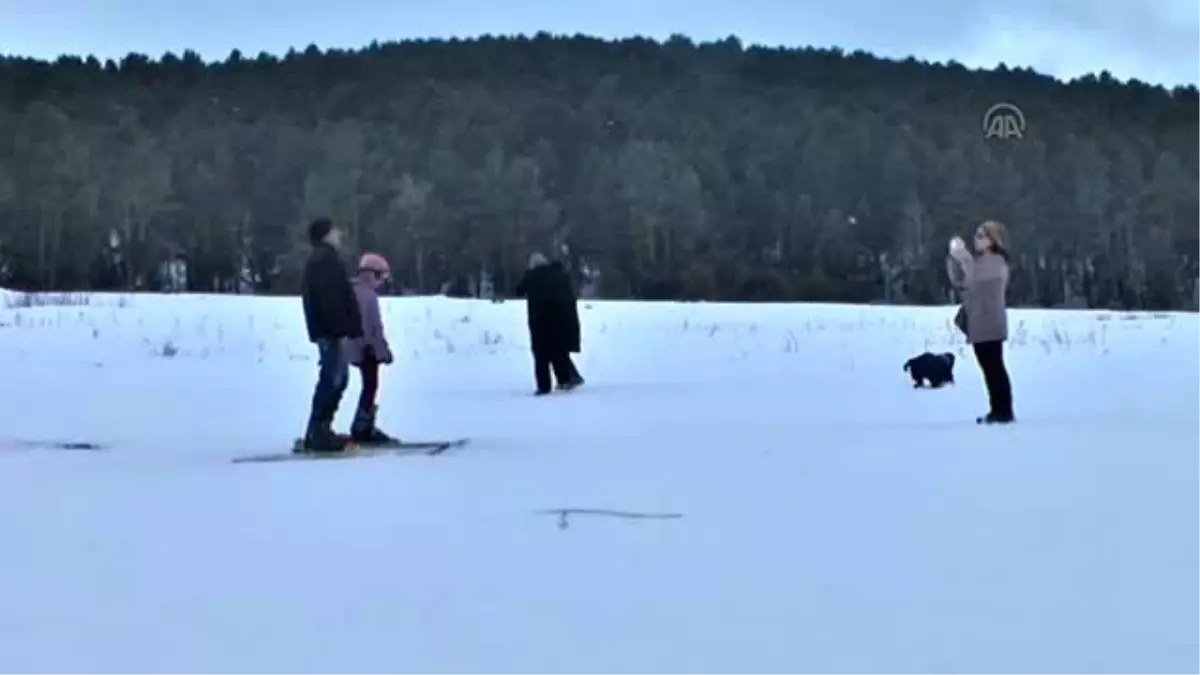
[307, 218, 334, 246]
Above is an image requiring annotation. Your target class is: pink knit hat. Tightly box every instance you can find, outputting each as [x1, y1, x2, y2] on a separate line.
[358, 252, 390, 274]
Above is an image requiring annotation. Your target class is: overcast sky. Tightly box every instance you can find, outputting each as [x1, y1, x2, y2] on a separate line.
[1, 0, 1196, 87]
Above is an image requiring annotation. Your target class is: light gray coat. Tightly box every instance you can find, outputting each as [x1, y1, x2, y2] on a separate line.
[947, 251, 1009, 344]
[345, 278, 393, 365]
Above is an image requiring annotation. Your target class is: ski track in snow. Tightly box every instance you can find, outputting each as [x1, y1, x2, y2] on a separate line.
[0, 293, 1196, 673]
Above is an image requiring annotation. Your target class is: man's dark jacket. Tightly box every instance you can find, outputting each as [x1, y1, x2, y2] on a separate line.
[514, 261, 581, 355]
[302, 243, 363, 343]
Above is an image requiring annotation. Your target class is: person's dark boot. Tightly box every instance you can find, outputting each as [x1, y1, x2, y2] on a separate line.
[976, 411, 1015, 425]
[557, 366, 585, 391]
[350, 406, 396, 445]
[301, 422, 348, 452]
[301, 405, 348, 452]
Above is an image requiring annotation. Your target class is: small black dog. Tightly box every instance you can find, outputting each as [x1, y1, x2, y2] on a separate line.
[903, 351, 956, 388]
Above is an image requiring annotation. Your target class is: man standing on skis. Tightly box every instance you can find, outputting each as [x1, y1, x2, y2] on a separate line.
[300, 218, 362, 452]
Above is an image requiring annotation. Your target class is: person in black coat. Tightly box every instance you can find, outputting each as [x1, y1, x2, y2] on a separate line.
[300, 218, 362, 451]
[514, 252, 584, 396]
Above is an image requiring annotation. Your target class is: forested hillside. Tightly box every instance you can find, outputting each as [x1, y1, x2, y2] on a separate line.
[0, 34, 1196, 308]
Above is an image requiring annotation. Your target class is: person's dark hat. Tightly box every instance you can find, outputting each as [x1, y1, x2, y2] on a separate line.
[307, 218, 333, 245]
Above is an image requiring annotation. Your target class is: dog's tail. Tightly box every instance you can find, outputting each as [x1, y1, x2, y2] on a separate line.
[902, 359, 912, 372]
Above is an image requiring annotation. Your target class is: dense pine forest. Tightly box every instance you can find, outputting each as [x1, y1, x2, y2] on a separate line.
[0, 34, 1196, 309]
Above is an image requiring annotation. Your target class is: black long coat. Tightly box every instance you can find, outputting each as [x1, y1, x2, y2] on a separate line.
[302, 243, 362, 343]
[514, 261, 581, 356]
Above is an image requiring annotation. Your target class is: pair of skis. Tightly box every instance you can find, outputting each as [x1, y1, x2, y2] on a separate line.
[1, 436, 469, 465]
[230, 437, 470, 464]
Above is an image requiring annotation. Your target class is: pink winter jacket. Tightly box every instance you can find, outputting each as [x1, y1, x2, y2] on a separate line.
[345, 278, 393, 365]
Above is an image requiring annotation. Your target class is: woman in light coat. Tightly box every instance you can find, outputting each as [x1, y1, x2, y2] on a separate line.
[947, 220, 1014, 424]
[345, 252, 397, 443]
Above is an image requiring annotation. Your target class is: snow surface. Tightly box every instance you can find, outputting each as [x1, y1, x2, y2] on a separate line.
[0, 292, 1196, 673]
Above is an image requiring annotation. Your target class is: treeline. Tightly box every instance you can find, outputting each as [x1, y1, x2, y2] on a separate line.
[0, 34, 1196, 309]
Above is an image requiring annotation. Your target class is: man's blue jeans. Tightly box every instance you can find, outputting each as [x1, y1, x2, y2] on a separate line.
[308, 338, 349, 432]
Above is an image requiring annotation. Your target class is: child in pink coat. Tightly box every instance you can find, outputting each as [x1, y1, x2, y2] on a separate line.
[346, 252, 397, 444]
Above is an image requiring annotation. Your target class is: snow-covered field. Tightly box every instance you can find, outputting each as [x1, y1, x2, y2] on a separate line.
[1, 290, 1196, 673]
